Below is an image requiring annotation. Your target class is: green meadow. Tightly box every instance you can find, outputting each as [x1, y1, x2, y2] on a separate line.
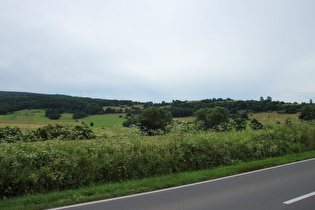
[80, 114, 126, 127]
[0, 110, 125, 128]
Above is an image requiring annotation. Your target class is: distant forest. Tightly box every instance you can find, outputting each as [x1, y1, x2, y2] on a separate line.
[0, 91, 139, 118]
[0, 91, 308, 119]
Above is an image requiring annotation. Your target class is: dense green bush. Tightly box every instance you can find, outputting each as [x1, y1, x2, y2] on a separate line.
[0, 125, 95, 143]
[299, 105, 315, 121]
[0, 122, 314, 198]
[0, 127, 23, 143]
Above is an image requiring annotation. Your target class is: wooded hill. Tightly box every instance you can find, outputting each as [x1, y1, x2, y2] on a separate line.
[0, 91, 307, 119]
[0, 91, 140, 117]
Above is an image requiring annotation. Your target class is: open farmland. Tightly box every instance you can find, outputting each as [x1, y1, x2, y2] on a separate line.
[249, 112, 300, 124]
[80, 114, 126, 128]
[0, 109, 127, 129]
[0, 110, 81, 129]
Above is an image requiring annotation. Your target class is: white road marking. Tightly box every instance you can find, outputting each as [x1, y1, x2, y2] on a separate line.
[283, 191, 315, 205]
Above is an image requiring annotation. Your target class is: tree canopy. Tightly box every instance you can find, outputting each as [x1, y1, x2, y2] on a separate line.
[299, 105, 315, 121]
[195, 106, 229, 130]
[136, 107, 173, 135]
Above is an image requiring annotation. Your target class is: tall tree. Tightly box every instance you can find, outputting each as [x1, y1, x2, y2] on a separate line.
[195, 106, 229, 130]
[138, 107, 173, 135]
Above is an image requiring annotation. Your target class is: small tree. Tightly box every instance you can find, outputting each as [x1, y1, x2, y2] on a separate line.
[234, 118, 247, 131]
[250, 119, 263, 130]
[122, 117, 139, 127]
[195, 106, 229, 130]
[73, 111, 88, 119]
[45, 108, 61, 120]
[299, 105, 315, 121]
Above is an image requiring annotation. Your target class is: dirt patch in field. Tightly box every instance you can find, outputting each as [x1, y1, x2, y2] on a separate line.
[174, 116, 195, 123]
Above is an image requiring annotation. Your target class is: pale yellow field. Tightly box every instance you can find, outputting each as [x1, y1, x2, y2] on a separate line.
[174, 116, 196, 123]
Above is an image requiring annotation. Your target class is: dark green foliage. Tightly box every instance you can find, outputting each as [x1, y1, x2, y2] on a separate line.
[166, 97, 304, 117]
[123, 117, 139, 127]
[167, 106, 194, 117]
[105, 107, 116, 113]
[0, 127, 23, 143]
[299, 105, 315, 121]
[285, 105, 298, 114]
[195, 106, 229, 130]
[0, 91, 139, 115]
[250, 119, 264, 130]
[45, 108, 61, 119]
[139, 107, 173, 135]
[234, 118, 247, 131]
[73, 111, 89, 119]
[0, 125, 95, 143]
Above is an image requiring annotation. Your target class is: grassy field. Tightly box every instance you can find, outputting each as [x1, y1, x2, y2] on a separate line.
[0, 109, 301, 129]
[80, 114, 126, 128]
[0, 110, 126, 128]
[0, 110, 80, 129]
[249, 112, 300, 124]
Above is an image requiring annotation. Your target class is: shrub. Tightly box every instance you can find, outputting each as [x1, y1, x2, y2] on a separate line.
[299, 105, 315, 121]
[0, 127, 23, 143]
[250, 119, 264, 130]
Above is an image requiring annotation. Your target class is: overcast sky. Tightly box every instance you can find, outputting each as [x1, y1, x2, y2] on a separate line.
[0, 0, 314, 103]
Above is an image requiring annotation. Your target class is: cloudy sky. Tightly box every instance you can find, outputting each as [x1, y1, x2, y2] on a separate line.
[0, 0, 314, 103]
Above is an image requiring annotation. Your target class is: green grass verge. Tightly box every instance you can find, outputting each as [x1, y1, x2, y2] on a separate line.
[1, 150, 315, 210]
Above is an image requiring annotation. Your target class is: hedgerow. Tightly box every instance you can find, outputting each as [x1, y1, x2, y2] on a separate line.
[0, 124, 95, 143]
[0, 122, 314, 198]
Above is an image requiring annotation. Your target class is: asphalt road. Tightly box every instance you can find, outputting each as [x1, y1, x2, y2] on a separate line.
[53, 158, 315, 210]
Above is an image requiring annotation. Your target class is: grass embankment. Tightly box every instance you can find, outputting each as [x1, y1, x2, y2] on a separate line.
[1, 151, 315, 210]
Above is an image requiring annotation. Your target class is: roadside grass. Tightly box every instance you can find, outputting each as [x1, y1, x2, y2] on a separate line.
[1, 150, 315, 210]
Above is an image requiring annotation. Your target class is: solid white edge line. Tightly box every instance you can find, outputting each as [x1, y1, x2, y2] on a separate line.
[283, 191, 315, 205]
[49, 158, 315, 210]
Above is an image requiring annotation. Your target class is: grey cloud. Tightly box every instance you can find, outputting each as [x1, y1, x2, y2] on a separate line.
[0, 0, 314, 102]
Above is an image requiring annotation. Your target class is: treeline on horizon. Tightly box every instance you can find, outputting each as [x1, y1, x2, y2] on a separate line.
[0, 91, 309, 119]
[0, 91, 139, 118]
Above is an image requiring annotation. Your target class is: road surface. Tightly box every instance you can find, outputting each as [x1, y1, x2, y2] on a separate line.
[52, 158, 315, 210]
